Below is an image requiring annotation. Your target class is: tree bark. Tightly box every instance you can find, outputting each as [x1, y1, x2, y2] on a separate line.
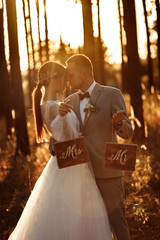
[81, 0, 97, 79]
[155, 0, 160, 90]
[97, 0, 105, 85]
[22, 0, 32, 95]
[26, 0, 36, 81]
[43, 0, 49, 60]
[35, 0, 42, 63]
[0, 8, 13, 136]
[6, 0, 30, 155]
[122, 0, 145, 138]
[142, 0, 155, 91]
[117, 0, 127, 92]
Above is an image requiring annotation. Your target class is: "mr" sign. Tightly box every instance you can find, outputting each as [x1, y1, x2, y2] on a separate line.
[104, 142, 137, 171]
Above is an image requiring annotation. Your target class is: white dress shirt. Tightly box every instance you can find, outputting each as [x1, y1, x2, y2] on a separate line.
[80, 81, 96, 123]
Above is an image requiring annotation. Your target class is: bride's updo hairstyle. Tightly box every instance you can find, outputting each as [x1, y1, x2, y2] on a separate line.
[32, 61, 66, 143]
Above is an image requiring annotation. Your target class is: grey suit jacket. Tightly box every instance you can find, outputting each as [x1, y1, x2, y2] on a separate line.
[66, 83, 133, 178]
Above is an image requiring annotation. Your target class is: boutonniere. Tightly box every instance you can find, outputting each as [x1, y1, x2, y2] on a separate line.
[84, 103, 98, 114]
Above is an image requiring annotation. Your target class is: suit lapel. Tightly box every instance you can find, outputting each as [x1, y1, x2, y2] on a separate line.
[83, 84, 102, 129]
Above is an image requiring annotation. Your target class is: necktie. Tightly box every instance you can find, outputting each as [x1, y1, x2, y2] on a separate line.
[78, 92, 90, 100]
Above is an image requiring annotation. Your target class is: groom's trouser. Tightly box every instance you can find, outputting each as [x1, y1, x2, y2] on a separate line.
[96, 177, 130, 240]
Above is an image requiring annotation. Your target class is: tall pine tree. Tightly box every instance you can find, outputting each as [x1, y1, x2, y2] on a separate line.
[122, 0, 145, 138]
[6, 0, 30, 154]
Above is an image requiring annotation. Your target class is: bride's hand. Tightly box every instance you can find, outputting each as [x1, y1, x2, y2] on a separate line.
[59, 99, 73, 117]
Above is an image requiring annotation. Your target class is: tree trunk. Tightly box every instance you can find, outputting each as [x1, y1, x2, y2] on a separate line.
[155, 0, 160, 90]
[117, 0, 127, 92]
[43, 0, 49, 60]
[6, 0, 30, 155]
[35, 0, 42, 63]
[81, 0, 97, 79]
[27, 0, 36, 81]
[97, 0, 105, 85]
[122, 0, 145, 138]
[22, 0, 32, 95]
[142, 0, 155, 91]
[0, 8, 13, 136]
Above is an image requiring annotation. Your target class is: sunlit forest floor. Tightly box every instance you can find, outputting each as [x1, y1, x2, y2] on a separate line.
[0, 91, 160, 240]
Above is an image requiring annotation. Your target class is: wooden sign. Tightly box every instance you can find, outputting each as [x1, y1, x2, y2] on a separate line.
[104, 142, 137, 171]
[54, 136, 90, 169]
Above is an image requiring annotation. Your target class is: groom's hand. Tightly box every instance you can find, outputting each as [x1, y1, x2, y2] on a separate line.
[59, 99, 73, 117]
[112, 110, 126, 124]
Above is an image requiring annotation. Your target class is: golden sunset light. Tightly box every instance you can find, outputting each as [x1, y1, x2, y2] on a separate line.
[1, 1, 160, 239]
[12, 0, 151, 70]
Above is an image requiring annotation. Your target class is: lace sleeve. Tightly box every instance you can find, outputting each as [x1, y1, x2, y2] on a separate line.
[41, 101, 59, 132]
[50, 110, 81, 142]
[41, 101, 81, 142]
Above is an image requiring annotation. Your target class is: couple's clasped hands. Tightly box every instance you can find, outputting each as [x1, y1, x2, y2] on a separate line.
[59, 100, 126, 126]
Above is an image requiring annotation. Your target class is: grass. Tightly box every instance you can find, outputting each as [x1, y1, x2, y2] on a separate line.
[0, 90, 160, 240]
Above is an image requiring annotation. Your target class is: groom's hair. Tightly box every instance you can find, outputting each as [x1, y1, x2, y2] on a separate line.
[66, 54, 93, 76]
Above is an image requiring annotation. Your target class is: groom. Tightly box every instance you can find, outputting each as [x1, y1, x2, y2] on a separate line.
[51, 54, 132, 240]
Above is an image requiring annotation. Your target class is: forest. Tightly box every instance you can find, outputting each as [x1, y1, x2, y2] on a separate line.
[0, 0, 160, 239]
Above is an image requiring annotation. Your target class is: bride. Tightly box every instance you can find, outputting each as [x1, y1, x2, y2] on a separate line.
[8, 61, 112, 240]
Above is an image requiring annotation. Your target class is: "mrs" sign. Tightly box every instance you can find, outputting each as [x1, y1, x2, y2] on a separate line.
[104, 142, 137, 171]
[54, 136, 90, 168]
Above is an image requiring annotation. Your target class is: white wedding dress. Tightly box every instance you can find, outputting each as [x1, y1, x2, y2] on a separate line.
[8, 101, 112, 240]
